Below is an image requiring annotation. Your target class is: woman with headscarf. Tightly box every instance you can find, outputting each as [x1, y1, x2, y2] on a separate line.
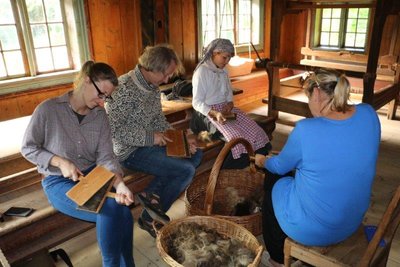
[190, 38, 271, 168]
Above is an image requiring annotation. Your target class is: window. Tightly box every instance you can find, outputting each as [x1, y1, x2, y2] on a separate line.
[0, 0, 89, 94]
[198, 0, 264, 52]
[313, 8, 370, 52]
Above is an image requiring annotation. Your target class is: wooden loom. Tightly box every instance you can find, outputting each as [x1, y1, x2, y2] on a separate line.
[266, 0, 400, 120]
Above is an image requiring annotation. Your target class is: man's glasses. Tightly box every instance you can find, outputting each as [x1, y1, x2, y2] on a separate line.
[89, 76, 113, 101]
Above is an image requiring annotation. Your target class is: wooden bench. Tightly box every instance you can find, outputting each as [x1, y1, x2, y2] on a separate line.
[0, 137, 224, 265]
[0, 116, 275, 266]
[0, 103, 230, 266]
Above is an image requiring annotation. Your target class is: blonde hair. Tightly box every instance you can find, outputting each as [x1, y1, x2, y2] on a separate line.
[74, 60, 118, 91]
[304, 68, 351, 113]
[138, 44, 184, 76]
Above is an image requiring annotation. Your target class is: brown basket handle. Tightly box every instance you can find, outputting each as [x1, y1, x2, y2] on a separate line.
[204, 138, 258, 215]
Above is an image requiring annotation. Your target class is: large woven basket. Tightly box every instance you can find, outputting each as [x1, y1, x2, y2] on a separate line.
[156, 215, 263, 267]
[185, 138, 265, 236]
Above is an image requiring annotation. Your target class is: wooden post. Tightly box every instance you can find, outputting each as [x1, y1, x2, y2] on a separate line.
[269, 0, 286, 61]
[363, 0, 393, 104]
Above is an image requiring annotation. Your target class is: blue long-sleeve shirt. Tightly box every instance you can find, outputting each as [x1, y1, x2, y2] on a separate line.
[266, 103, 381, 245]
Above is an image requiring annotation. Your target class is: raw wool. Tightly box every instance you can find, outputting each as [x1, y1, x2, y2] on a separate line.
[198, 131, 213, 143]
[165, 222, 255, 266]
[225, 186, 263, 216]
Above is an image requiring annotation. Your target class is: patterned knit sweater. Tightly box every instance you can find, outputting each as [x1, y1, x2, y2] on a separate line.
[105, 66, 171, 161]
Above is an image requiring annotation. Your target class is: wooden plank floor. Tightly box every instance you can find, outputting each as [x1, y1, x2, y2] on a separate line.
[52, 101, 400, 267]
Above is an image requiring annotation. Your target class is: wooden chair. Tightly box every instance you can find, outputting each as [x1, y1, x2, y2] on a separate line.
[284, 185, 400, 267]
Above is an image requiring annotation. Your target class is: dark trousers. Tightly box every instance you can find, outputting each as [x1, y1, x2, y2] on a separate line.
[262, 169, 291, 264]
[190, 110, 272, 169]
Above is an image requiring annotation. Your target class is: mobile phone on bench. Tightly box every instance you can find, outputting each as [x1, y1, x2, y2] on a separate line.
[4, 206, 34, 217]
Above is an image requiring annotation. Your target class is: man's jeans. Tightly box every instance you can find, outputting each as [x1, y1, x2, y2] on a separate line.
[122, 146, 202, 221]
[42, 173, 135, 267]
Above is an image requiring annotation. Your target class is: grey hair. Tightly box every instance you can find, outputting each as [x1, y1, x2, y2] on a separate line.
[138, 44, 184, 76]
[304, 68, 351, 113]
[195, 38, 235, 71]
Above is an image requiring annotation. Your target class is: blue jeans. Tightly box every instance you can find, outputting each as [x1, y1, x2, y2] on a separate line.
[122, 146, 202, 221]
[42, 171, 135, 267]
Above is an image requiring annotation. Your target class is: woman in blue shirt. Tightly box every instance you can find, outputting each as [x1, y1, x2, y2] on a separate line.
[255, 68, 381, 267]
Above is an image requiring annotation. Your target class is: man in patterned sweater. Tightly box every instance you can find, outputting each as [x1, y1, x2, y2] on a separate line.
[105, 44, 202, 237]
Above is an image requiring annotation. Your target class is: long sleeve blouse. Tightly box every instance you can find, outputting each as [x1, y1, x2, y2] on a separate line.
[21, 92, 123, 177]
[265, 103, 380, 246]
[192, 60, 233, 116]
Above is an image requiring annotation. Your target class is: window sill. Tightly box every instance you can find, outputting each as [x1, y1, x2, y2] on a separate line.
[0, 70, 79, 96]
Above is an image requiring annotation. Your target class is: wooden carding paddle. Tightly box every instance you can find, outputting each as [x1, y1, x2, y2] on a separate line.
[222, 111, 236, 120]
[66, 165, 116, 213]
[164, 129, 190, 158]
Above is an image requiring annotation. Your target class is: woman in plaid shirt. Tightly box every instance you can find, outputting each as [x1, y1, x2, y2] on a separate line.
[191, 38, 271, 169]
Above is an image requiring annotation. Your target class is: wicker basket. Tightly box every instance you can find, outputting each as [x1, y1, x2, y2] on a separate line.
[185, 138, 265, 236]
[156, 215, 263, 267]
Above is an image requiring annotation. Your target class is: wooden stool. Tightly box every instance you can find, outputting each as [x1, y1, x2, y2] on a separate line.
[284, 185, 400, 267]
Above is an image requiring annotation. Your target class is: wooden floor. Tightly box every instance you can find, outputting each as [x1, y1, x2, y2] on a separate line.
[52, 101, 400, 267]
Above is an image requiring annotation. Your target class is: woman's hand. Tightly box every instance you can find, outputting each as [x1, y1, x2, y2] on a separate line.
[215, 112, 227, 124]
[154, 132, 172, 146]
[255, 154, 274, 168]
[50, 156, 83, 181]
[255, 154, 267, 168]
[209, 109, 227, 124]
[114, 181, 134, 206]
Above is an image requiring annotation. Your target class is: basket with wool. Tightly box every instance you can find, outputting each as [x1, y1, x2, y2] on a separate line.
[156, 215, 264, 267]
[185, 137, 265, 236]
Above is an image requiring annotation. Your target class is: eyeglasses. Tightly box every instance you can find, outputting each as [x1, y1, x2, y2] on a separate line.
[89, 76, 113, 101]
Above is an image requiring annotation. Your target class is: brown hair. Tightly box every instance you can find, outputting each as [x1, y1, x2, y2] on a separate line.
[74, 60, 118, 90]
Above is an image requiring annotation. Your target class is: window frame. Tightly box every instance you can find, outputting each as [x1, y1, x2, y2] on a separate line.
[310, 7, 372, 54]
[197, 0, 265, 56]
[0, 0, 90, 95]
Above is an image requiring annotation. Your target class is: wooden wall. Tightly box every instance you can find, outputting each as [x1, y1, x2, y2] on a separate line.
[5, 0, 395, 122]
[0, 84, 71, 121]
[87, 0, 143, 76]
[279, 11, 308, 64]
[0, 0, 143, 122]
[0, 0, 273, 122]
[379, 14, 400, 57]
[168, 0, 198, 74]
